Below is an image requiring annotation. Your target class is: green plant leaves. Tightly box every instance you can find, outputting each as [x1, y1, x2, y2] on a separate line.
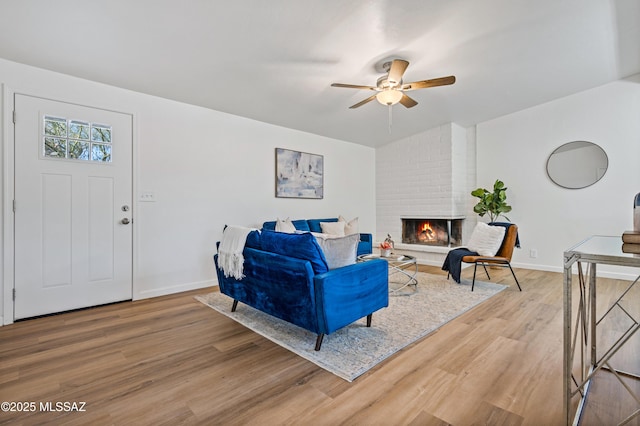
[471, 179, 512, 222]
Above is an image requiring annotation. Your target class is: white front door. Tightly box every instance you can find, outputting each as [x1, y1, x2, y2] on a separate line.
[13, 94, 133, 319]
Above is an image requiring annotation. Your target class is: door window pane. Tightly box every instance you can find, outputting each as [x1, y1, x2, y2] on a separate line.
[42, 116, 112, 163]
[44, 117, 67, 137]
[91, 143, 111, 162]
[91, 125, 111, 143]
[69, 140, 90, 160]
[44, 137, 67, 158]
[69, 120, 90, 140]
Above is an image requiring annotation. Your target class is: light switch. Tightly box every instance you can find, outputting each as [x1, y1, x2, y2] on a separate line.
[139, 192, 156, 202]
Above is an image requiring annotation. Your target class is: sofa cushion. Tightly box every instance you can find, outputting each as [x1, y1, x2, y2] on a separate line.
[307, 218, 337, 233]
[320, 221, 345, 236]
[244, 230, 262, 250]
[260, 230, 329, 274]
[315, 233, 359, 269]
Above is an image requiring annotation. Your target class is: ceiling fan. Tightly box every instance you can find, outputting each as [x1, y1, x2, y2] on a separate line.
[331, 59, 456, 109]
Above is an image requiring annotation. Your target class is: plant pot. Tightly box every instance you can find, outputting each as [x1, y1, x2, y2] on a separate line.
[380, 248, 391, 257]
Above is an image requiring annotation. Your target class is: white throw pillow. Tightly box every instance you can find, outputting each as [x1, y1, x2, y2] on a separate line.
[315, 233, 360, 269]
[338, 215, 359, 235]
[275, 217, 296, 233]
[467, 223, 506, 256]
[320, 221, 346, 236]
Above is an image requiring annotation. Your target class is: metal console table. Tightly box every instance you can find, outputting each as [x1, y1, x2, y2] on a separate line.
[563, 235, 640, 425]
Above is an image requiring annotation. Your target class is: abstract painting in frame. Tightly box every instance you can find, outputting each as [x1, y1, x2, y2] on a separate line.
[275, 148, 324, 199]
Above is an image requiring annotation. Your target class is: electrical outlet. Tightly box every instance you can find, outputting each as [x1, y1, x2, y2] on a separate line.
[139, 192, 156, 202]
[530, 249, 538, 258]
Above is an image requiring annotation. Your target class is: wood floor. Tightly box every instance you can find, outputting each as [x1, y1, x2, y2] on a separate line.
[1, 266, 638, 425]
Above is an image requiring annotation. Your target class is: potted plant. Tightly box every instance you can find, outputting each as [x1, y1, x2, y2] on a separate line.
[471, 179, 512, 222]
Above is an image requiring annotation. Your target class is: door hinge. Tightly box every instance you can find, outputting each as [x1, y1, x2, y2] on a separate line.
[13, 288, 16, 301]
[12, 110, 16, 124]
[12, 200, 15, 213]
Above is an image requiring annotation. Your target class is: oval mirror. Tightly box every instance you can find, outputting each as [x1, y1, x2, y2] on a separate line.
[546, 141, 608, 189]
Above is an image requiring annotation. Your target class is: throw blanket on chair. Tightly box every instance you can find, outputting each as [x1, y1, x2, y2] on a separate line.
[442, 248, 478, 284]
[489, 222, 521, 248]
[218, 226, 254, 280]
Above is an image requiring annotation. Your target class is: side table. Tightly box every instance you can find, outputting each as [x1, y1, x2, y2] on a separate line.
[358, 253, 418, 294]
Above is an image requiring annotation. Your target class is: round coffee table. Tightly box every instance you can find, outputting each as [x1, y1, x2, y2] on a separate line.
[357, 253, 418, 295]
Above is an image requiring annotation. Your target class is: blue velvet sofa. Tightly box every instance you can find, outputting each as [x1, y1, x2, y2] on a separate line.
[262, 218, 373, 256]
[214, 230, 388, 350]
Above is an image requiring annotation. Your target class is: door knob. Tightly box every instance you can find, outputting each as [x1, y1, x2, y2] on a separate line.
[121, 218, 130, 225]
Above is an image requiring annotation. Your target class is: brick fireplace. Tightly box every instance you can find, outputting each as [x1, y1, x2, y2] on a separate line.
[375, 123, 477, 265]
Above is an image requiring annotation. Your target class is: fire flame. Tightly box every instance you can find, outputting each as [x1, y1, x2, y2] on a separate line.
[418, 222, 435, 241]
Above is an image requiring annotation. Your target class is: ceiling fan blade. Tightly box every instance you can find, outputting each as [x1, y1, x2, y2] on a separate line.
[404, 75, 456, 90]
[349, 94, 377, 109]
[331, 83, 377, 90]
[399, 94, 418, 108]
[387, 59, 409, 86]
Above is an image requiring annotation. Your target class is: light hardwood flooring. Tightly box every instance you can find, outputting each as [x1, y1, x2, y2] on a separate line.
[0, 266, 638, 425]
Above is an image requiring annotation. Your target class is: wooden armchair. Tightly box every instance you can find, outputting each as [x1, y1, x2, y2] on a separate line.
[462, 224, 522, 291]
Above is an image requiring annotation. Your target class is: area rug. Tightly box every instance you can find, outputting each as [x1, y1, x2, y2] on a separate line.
[195, 272, 507, 382]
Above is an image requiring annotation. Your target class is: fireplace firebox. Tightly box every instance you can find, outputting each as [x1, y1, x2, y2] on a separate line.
[401, 218, 463, 247]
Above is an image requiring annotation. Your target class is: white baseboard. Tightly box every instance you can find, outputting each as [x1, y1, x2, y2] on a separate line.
[134, 278, 218, 300]
[417, 258, 638, 282]
[0, 280, 220, 326]
[511, 261, 639, 281]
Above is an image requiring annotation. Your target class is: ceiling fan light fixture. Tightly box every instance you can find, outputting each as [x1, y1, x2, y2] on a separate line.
[331, 59, 455, 110]
[376, 89, 403, 106]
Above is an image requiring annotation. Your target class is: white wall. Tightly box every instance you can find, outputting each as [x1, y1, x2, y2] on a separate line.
[0, 58, 376, 323]
[476, 75, 640, 279]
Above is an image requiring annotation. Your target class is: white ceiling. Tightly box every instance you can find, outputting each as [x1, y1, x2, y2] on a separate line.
[0, 0, 638, 147]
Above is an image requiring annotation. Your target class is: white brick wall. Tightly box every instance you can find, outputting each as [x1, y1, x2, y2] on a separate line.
[376, 123, 477, 265]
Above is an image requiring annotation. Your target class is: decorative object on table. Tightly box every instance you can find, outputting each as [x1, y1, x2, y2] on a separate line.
[195, 272, 506, 382]
[620, 193, 640, 255]
[635, 192, 640, 232]
[622, 231, 640, 244]
[275, 148, 324, 199]
[622, 232, 640, 256]
[471, 179, 512, 222]
[380, 234, 394, 257]
[622, 243, 640, 254]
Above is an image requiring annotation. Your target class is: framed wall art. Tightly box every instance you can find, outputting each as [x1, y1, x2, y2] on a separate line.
[275, 148, 324, 199]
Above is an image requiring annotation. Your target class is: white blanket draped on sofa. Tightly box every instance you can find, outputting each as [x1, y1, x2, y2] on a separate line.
[218, 226, 255, 280]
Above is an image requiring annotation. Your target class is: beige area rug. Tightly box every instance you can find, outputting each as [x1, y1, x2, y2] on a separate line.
[195, 272, 507, 382]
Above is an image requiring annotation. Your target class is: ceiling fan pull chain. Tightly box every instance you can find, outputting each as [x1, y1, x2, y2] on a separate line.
[388, 104, 393, 134]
